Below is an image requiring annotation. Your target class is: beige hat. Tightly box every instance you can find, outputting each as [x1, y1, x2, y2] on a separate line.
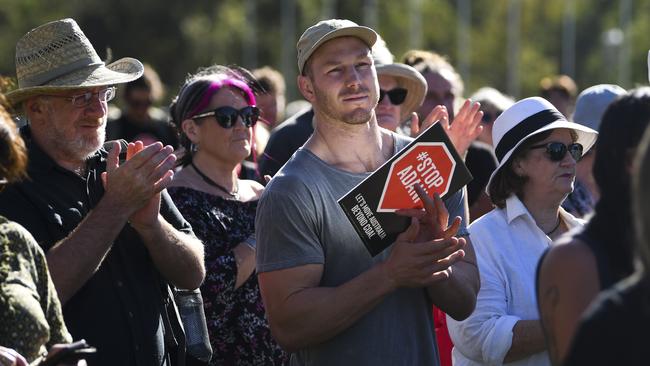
[297, 19, 377, 75]
[7, 18, 144, 106]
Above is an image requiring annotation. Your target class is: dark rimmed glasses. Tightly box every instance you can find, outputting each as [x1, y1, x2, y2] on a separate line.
[379, 88, 408, 105]
[190, 106, 260, 128]
[529, 142, 584, 162]
[46, 87, 116, 108]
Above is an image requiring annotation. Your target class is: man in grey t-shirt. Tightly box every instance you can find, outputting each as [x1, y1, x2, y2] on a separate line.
[255, 19, 480, 366]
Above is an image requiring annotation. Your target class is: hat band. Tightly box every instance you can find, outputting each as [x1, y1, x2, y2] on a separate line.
[494, 109, 566, 162]
[20, 57, 104, 88]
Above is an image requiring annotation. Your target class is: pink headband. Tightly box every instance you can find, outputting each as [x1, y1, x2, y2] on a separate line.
[186, 78, 257, 119]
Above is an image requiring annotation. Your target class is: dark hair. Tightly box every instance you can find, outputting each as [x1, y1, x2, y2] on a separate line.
[252, 66, 285, 96]
[124, 64, 165, 103]
[488, 130, 553, 208]
[539, 75, 577, 99]
[169, 64, 262, 167]
[586, 87, 650, 280]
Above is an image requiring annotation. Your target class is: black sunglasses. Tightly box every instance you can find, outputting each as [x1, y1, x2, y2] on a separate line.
[379, 88, 408, 105]
[528, 142, 583, 162]
[191, 106, 260, 128]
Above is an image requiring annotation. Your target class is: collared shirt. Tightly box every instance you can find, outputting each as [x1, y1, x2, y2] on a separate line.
[0, 127, 194, 366]
[447, 195, 583, 366]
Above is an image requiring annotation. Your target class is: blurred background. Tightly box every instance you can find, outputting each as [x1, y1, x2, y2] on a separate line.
[0, 0, 648, 106]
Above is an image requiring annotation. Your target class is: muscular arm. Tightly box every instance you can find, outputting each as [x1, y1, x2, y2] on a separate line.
[536, 240, 600, 365]
[503, 320, 546, 363]
[259, 219, 465, 352]
[427, 235, 480, 320]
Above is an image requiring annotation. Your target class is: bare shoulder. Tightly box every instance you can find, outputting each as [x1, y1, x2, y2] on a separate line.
[538, 237, 599, 291]
[168, 167, 194, 189]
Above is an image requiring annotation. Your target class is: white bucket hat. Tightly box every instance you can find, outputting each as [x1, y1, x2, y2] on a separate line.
[488, 96, 598, 189]
[7, 18, 144, 106]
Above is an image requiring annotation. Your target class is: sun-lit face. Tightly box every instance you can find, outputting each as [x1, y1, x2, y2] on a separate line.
[193, 86, 253, 165]
[302, 36, 378, 126]
[31, 86, 108, 162]
[376, 74, 402, 131]
[516, 128, 578, 200]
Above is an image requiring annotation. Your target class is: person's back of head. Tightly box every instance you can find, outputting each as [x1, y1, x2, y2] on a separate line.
[539, 75, 577, 117]
[572, 84, 626, 132]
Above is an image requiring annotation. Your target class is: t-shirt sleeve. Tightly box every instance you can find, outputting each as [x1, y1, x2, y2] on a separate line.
[160, 189, 195, 236]
[255, 185, 325, 273]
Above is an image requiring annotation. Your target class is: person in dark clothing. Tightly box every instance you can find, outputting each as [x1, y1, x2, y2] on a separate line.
[106, 64, 179, 148]
[537, 87, 650, 365]
[257, 108, 314, 179]
[0, 18, 205, 366]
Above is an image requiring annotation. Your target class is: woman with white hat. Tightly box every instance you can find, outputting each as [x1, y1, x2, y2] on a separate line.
[446, 97, 597, 366]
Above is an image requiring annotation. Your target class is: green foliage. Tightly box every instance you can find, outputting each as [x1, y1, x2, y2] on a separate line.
[0, 0, 649, 106]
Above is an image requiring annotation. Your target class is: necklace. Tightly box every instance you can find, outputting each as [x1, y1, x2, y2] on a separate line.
[545, 216, 562, 236]
[190, 161, 239, 200]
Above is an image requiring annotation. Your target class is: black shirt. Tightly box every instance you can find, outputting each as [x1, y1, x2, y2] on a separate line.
[564, 273, 650, 365]
[258, 108, 314, 179]
[0, 127, 193, 366]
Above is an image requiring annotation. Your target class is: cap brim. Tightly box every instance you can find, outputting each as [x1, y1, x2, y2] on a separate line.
[376, 63, 427, 122]
[486, 120, 599, 191]
[300, 26, 377, 74]
[7, 57, 144, 106]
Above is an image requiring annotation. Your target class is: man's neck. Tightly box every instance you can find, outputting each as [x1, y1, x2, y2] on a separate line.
[306, 112, 393, 173]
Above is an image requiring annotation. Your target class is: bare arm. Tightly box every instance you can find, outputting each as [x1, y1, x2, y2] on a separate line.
[131, 215, 205, 290]
[537, 240, 600, 365]
[233, 242, 256, 289]
[503, 320, 547, 363]
[46, 142, 186, 303]
[259, 217, 465, 352]
[427, 235, 479, 320]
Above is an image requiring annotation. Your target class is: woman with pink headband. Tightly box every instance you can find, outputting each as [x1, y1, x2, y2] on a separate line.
[168, 65, 286, 365]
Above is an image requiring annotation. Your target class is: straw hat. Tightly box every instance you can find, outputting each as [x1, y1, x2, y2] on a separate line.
[488, 97, 598, 189]
[373, 37, 427, 122]
[6, 18, 144, 106]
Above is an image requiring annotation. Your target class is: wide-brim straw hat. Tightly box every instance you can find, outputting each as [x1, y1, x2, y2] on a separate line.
[6, 18, 144, 106]
[376, 63, 427, 122]
[487, 96, 598, 190]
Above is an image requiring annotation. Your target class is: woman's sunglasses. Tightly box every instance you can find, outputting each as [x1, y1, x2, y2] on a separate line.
[528, 142, 584, 162]
[191, 106, 260, 128]
[379, 88, 408, 105]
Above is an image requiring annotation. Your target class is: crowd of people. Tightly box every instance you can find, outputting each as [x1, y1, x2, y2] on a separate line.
[0, 16, 649, 366]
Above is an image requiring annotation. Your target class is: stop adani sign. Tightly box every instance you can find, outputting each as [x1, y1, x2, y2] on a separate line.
[377, 142, 456, 212]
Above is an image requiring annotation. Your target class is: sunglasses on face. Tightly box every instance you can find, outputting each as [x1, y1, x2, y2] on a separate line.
[528, 142, 584, 162]
[378, 88, 408, 105]
[190, 106, 260, 128]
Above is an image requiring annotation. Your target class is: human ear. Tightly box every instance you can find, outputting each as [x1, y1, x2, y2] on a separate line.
[297, 75, 316, 104]
[181, 119, 200, 144]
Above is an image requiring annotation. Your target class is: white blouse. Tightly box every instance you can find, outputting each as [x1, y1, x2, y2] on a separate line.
[447, 195, 584, 366]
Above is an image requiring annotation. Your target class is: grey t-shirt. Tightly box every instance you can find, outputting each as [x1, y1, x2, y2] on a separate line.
[256, 132, 468, 366]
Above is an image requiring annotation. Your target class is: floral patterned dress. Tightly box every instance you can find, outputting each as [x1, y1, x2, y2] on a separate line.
[0, 216, 72, 362]
[168, 187, 286, 366]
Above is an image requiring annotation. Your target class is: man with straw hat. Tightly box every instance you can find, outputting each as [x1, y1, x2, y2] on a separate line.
[255, 19, 479, 365]
[0, 18, 205, 366]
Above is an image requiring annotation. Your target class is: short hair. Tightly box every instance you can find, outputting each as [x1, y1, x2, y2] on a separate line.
[401, 49, 464, 98]
[0, 80, 27, 185]
[488, 128, 578, 208]
[539, 75, 577, 100]
[252, 66, 286, 97]
[124, 64, 165, 102]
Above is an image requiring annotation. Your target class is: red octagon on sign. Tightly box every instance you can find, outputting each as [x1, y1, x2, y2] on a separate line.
[377, 142, 456, 212]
